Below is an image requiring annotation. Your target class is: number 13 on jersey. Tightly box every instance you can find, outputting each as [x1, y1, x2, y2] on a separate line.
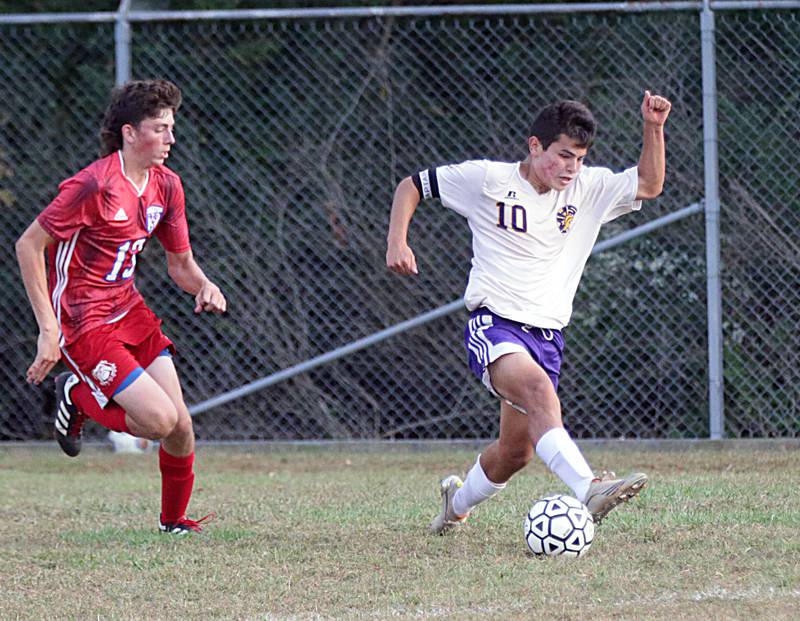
[105, 238, 146, 282]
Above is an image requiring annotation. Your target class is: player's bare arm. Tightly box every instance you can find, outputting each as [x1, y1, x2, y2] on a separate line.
[636, 90, 672, 200]
[165, 249, 227, 314]
[386, 176, 420, 275]
[15, 220, 61, 384]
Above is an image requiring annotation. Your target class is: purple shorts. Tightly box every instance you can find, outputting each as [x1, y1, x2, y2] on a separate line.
[464, 308, 565, 399]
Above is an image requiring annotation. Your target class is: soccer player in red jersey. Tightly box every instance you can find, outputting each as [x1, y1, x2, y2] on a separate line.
[15, 79, 225, 535]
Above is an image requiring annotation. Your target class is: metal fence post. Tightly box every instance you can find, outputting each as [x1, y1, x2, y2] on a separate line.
[701, 0, 724, 439]
[115, 0, 131, 85]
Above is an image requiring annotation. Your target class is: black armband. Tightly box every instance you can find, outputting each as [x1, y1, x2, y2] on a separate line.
[411, 168, 439, 200]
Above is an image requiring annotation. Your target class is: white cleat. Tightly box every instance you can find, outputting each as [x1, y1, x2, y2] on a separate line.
[584, 471, 648, 524]
[429, 475, 469, 535]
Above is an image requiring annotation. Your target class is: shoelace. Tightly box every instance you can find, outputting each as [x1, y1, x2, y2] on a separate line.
[593, 470, 617, 483]
[174, 512, 217, 532]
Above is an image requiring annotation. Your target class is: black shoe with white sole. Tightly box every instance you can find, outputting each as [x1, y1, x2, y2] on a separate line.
[54, 372, 86, 457]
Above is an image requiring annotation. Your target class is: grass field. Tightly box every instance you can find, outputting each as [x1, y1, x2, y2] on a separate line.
[1, 442, 799, 620]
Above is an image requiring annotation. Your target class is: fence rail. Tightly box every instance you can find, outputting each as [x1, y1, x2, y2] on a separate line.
[1, 1, 798, 441]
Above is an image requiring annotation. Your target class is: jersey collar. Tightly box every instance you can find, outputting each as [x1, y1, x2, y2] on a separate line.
[117, 150, 149, 197]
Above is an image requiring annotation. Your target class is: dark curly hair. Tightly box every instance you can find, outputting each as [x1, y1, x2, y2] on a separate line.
[529, 100, 596, 150]
[99, 80, 182, 157]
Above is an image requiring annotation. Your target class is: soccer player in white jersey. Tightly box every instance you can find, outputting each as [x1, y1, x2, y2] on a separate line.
[386, 91, 672, 532]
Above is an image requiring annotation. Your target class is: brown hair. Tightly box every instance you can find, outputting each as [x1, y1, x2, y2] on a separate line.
[529, 100, 596, 150]
[99, 79, 182, 157]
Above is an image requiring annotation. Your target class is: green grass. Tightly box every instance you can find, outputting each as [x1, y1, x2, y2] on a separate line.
[1, 443, 799, 620]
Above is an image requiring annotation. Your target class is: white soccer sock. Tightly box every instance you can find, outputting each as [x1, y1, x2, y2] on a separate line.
[452, 454, 506, 517]
[535, 427, 594, 502]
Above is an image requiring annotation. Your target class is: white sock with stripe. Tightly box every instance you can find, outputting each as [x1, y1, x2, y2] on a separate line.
[452, 454, 506, 517]
[535, 427, 594, 502]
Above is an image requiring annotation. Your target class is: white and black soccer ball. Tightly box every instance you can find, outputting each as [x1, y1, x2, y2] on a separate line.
[524, 494, 595, 557]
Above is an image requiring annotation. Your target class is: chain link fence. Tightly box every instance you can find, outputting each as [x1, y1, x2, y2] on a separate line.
[715, 9, 800, 437]
[1, 4, 797, 441]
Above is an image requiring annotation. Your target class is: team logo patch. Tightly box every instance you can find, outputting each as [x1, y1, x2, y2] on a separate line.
[92, 360, 117, 386]
[557, 205, 577, 234]
[145, 204, 165, 233]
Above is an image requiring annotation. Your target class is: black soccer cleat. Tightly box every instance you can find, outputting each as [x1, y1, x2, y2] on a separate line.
[159, 513, 216, 535]
[54, 372, 86, 457]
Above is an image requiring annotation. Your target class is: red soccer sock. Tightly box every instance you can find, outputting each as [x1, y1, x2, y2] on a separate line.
[71, 381, 130, 433]
[159, 446, 195, 524]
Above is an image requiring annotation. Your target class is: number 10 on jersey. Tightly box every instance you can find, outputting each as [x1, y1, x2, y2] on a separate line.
[496, 201, 528, 233]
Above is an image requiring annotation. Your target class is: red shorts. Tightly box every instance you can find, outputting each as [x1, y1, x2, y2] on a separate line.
[60, 302, 175, 408]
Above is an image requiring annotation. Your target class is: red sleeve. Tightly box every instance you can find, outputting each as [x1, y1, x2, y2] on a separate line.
[36, 171, 98, 241]
[155, 174, 191, 253]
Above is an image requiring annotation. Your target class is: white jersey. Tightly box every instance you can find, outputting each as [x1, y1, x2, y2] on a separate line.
[417, 160, 640, 329]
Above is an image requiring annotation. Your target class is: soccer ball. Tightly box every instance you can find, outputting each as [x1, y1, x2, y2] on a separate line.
[524, 494, 595, 557]
[108, 431, 152, 454]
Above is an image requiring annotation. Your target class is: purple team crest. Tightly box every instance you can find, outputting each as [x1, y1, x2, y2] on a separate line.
[556, 205, 577, 234]
[145, 204, 165, 233]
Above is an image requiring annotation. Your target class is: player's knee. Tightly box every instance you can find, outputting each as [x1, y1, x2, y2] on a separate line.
[146, 404, 180, 439]
[171, 407, 193, 438]
[517, 374, 557, 411]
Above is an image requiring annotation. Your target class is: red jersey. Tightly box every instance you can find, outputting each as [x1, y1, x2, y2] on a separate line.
[37, 152, 191, 345]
